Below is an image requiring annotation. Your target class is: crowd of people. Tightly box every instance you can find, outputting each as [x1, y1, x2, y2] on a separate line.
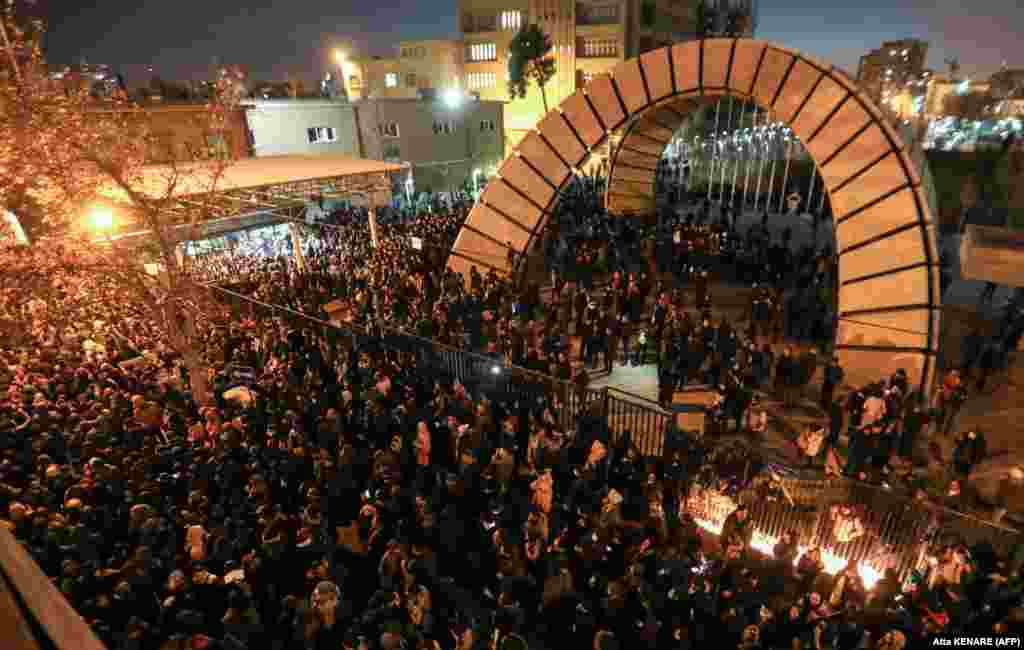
[0, 177, 1022, 650]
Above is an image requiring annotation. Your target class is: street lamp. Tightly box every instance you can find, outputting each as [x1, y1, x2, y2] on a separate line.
[89, 206, 114, 235]
[442, 88, 463, 109]
[333, 50, 351, 100]
[472, 168, 482, 199]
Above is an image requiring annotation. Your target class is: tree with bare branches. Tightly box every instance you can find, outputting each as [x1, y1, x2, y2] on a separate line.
[0, 5, 239, 404]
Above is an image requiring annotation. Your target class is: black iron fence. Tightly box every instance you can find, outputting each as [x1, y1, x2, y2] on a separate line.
[210, 286, 668, 445]
[687, 475, 1024, 583]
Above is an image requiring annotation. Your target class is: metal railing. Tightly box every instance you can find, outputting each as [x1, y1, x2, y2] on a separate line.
[686, 475, 1023, 583]
[211, 285, 671, 449]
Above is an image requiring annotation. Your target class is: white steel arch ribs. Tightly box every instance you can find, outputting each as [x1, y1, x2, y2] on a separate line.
[447, 38, 941, 396]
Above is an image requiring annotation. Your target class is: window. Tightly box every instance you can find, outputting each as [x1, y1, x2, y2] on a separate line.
[384, 72, 399, 88]
[432, 120, 457, 135]
[402, 46, 426, 58]
[467, 42, 497, 62]
[406, 73, 417, 87]
[466, 71, 496, 90]
[579, 38, 618, 58]
[577, 3, 619, 25]
[378, 122, 400, 137]
[463, 12, 497, 32]
[382, 143, 401, 161]
[307, 127, 337, 144]
[580, 70, 594, 85]
[500, 10, 523, 31]
[480, 119, 496, 131]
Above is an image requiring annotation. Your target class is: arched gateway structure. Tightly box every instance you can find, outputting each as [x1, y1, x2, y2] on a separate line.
[448, 39, 940, 395]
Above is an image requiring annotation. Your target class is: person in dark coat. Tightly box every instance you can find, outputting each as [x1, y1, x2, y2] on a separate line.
[775, 348, 797, 408]
[694, 269, 710, 307]
[720, 504, 753, 553]
[605, 315, 622, 373]
[821, 356, 844, 411]
[952, 429, 987, 478]
[828, 398, 845, 450]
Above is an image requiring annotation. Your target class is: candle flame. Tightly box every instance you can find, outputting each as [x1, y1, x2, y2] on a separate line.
[693, 517, 884, 591]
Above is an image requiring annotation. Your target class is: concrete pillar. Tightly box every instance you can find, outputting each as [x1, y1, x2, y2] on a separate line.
[368, 207, 380, 249]
[287, 222, 307, 271]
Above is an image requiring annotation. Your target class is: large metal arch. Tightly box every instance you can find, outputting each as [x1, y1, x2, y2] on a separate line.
[448, 38, 940, 396]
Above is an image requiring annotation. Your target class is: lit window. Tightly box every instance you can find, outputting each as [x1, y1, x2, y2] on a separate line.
[581, 71, 594, 85]
[468, 42, 497, 62]
[384, 72, 398, 88]
[307, 127, 337, 144]
[379, 122, 400, 137]
[581, 38, 618, 58]
[501, 10, 522, 31]
[466, 72, 496, 90]
[480, 119, 496, 131]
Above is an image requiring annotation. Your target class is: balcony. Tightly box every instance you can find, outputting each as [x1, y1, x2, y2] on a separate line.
[575, 3, 620, 25]
[461, 16, 497, 33]
[576, 39, 620, 59]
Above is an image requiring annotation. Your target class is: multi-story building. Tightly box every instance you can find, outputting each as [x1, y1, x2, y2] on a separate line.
[242, 97, 504, 195]
[345, 39, 463, 100]
[459, 0, 755, 151]
[88, 104, 252, 163]
[923, 76, 991, 119]
[989, 67, 1024, 99]
[243, 99, 362, 157]
[355, 97, 505, 193]
[856, 39, 929, 103]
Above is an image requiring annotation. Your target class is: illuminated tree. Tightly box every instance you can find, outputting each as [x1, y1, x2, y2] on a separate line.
[0, 5, 238, 404]
[507, 23, 556, 113]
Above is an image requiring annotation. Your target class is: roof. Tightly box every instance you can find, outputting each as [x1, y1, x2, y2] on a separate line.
[103, 155, 404, 202]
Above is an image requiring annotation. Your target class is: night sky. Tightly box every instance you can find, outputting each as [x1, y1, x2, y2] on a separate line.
[42, 0, 1024, 86]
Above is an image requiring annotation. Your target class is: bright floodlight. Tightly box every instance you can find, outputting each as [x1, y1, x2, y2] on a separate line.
[443, 88, 463, 108]
[491, 365, 501, 375]
[89, 206, 114, 232]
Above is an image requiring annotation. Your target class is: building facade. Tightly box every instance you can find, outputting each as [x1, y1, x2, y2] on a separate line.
[241, 98, 504, 195]
[243, 99, 361, 157]
[923, 76, 991, 119]
[459, 0, 753, 151]
[856, 39, 929, 103]
[96, 104, 251, 163]
[355, 98, 506, 194]
[990, 68, 1024, 99]
[346, 39, 463, 100]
